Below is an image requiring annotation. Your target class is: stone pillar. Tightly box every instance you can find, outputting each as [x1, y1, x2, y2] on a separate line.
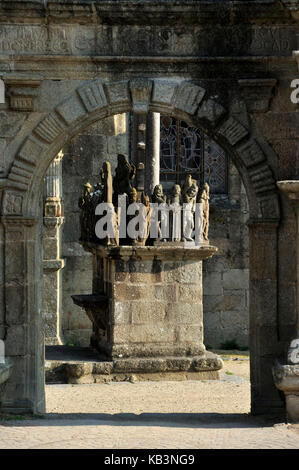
[146, 112, 160, 196]
[248, 219, 285, 416]
[277, 181, 299, 338]
[131, 113, 147, 167]
[272, 181, 299, 422]
[43, 151, 65, 345]
[131, 112, 160, 196]
[1, 216, 45, 414]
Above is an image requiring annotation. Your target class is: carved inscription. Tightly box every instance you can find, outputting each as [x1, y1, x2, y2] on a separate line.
[0, 24, 294, 57]
[251, 27, 292, 54]
[0, 26, 70, 54]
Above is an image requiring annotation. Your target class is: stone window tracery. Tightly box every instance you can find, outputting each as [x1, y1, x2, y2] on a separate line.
[160, 116, 228, 194]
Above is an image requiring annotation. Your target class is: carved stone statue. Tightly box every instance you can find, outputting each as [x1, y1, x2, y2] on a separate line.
[171, 184, 181, 205]
[113, 153, 136, 205]
[199, 182, 210, 241]
[152, 184, 168, 241]
[139, 193, 151, 245]
[78, 182, 93, 241]
[182, 176, 198, 242]
[169, 184, 182, 242]
[152, 184, 166, 204]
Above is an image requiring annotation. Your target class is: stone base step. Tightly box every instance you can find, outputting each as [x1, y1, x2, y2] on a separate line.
[45, 346, 223, 384]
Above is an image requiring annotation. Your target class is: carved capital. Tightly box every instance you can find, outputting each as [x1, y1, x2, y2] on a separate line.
[281, 0, 299, 20]
[277, 180, 299, 209]
[130, 78, 153, 114]
[2, 191, 23, 216]
[4, 77, 41, 112]
[293, 51, 299, 72]
[238, 79, 277, 113]
[43, 215, 64, 228]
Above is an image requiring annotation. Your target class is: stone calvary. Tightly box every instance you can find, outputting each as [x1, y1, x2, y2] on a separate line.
[72, 153, 223, 379]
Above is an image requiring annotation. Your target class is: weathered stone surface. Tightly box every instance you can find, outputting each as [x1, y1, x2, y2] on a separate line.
[197, 99, 226, 124]
[0, 0, 296, 420]
[216, 117, 248, 146]
[172, 82, 205, 115]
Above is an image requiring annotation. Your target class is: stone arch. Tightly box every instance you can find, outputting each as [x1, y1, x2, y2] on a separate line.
[3, 78, 280, 223]
[0, 78, 282, 416]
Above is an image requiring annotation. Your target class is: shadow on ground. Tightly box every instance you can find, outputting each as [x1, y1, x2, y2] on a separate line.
[0, 412, 285, 428]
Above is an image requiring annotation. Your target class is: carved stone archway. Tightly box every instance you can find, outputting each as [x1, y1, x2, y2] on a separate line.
[0, 78, 282, 415]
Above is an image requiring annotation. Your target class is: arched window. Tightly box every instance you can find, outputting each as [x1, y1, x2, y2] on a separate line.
[160, 116, 228, 194]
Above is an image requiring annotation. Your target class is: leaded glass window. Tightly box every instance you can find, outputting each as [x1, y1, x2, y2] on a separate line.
[160, 116, 227, 194]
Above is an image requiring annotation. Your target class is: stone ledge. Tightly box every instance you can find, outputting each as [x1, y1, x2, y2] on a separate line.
[43, 259, 65, 272]
[84, 243, 218, 261]
[46, 352, 223, 384]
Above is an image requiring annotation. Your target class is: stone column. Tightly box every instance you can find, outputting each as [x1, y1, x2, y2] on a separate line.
[248, 219, 284, 416]
[131, 112, 160, 196]
[1, 216, 45, 414]
[277, 181, 299, 339]
[131, 113, 146, 167]
[43, 151, 65, 345]
[146, 112, 160, 196]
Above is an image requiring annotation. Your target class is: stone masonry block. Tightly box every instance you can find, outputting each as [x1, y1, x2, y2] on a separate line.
[131, 301, 165, 324]
[222, 269, 249, 289]
[165, 303, 202, 324]
[5, 325, 26, 356]
[178, 284, 202, 302]
[177, 325, 203, 343]
[203, 273, 223, 296]
[113, 324, 175, 344]
[113, 302, 132, 324]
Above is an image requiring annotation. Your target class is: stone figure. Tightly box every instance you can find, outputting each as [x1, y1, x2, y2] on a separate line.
[171, 184, 181, 205]
[78, 182, 92, 241]
[199, 182, 210, 241]
[100, 161, 113, 204]
[152, 184, 168, 241]
[113, 153, 136, 205]
[169, 184, 182, 242]
[181, 174, 193, 198]
[152, 184, 166, 204]
[139, 193, 151, 245]
[182, 176, 198, 242]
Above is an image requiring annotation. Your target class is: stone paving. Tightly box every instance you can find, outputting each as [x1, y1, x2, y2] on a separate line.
[0, 416, 299, 449]
[0, 356, 299, 449]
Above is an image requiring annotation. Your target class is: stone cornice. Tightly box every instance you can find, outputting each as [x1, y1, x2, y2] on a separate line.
[3, 76, 42, 112]
[83, 243, 218, 261]
[0, 0, 293, 25]
[238, 78, 277, 113]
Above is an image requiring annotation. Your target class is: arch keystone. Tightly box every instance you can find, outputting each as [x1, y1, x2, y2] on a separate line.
[150, 80, 177, 114]
[104, 80, 131, 114]
[130, 78, 153, 114]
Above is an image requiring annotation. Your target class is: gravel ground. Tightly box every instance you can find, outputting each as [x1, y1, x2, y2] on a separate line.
[45, 357, 251, 416]
[2, 354, 299, 449]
